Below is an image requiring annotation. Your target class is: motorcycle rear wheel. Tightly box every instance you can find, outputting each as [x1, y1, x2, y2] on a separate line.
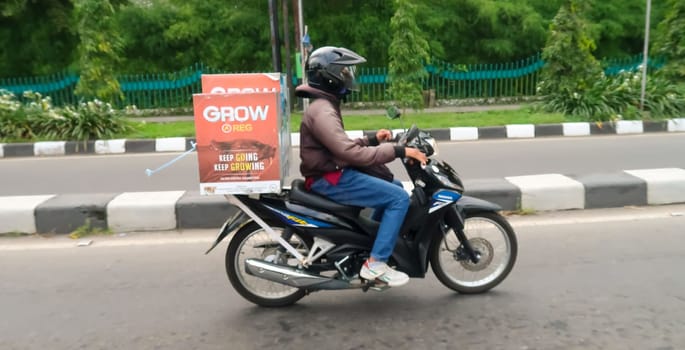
[226, 221, 310, 307]
[430, 211, 517, 294]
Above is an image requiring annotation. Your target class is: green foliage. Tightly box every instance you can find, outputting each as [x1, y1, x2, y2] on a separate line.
[653, 0, 685, 82]
[538, 0, 602, 96]
[69, 219, 112, 239]
[585, 0, 647, 59]
[0, 90, 35, 140]
[303, 1, 394, 68]
[642, 76, 685, 118]
[73, 0, 123, 104]
[0, 0, 677, 81]
[37, 100, 131, 141]
[114, 3, 183, 73]
[134, 0, 273, 73]
[417, 0, 548, 64]
[388, 0, 430, 111]
[538, 71, 685, 121]
[0, 0, 76, 76]
[0, 90, 130, 142]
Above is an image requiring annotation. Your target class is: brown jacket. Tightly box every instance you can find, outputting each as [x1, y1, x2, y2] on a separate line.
[295, 85, 403, 178]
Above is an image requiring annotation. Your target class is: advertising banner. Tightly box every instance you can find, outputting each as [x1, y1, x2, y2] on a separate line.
[193, 92, 285, 195]
[201, 73, 281, 94]
[194, 73, 290, 195]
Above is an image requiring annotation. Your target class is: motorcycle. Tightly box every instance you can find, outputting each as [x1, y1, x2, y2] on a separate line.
[205, 124, 518, 307]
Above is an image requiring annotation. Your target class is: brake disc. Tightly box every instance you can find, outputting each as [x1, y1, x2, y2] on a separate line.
[459, 237, 494, 271]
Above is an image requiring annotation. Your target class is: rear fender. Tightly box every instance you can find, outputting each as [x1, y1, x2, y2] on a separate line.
[204, 211, 251, 254]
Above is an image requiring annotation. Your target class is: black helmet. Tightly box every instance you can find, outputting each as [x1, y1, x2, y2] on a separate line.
[306, 46, 366, 96]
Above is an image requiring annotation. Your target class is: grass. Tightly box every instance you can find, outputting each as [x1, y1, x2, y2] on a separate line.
[121, 120, 197, 138]
[68, 220, 112, 239]
[121, 106, 571, 139]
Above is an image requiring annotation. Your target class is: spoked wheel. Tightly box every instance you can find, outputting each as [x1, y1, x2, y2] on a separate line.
[430, 212, 517, 294]
[226, 221, 311, 307]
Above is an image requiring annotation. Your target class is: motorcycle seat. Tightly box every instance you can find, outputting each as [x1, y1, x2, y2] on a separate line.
[289, 179, 362, 218]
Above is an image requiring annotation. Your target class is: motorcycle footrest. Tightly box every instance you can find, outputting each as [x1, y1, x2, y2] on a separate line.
[361, 279, 390, 292]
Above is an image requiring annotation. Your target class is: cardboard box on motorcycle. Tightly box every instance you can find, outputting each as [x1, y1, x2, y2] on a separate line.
[193, 73, 290, 195]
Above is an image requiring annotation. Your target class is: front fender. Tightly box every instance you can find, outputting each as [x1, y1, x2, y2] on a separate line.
[456, 195, 502, 215]
[204, 211, 251, 254]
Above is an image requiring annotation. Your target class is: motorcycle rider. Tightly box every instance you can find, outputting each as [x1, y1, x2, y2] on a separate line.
[295, 46, 427, 287]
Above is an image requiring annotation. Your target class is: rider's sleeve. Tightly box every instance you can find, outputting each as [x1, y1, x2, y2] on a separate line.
[310, 108, 397, 167]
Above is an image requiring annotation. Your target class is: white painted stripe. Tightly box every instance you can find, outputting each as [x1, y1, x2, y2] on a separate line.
[506, 124, 535, 138]
[562, 122, 591, 136]
[625, 168, 685, 205]
[345, 130, 364, 139]
[291, 132, 300, 147]
[0, 195, 55, 234]
[506, 174, 584, 211]
[668, 118, 685, 132]
[34, 141, 66, 156]
[616, 120, 643, 134]
[155, 137, 187, 152]
[95, 139, 126, 154]
[450, 127, 479, 141]
[0, 143, 4, 158]
[107, 191, 185, 232]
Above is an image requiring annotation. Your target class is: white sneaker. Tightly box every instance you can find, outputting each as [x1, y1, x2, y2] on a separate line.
[360, 260, 409, 287]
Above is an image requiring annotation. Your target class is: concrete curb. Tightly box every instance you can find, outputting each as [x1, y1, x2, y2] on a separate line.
[2, 168, 684, 235]
[1, 119, 684, 157]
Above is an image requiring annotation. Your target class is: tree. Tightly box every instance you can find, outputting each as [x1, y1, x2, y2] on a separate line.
[653, 0, 685, 82]
[388, 0, 430, 112]
[0, 0, 77, 77]
[538, 0, 602, 95]
[73, 0, 123, 104]
[302, 1, 394, 68]
[416, 0, 547, 64]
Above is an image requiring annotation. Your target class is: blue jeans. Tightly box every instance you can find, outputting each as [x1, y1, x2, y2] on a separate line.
[310, 168, 409, 261]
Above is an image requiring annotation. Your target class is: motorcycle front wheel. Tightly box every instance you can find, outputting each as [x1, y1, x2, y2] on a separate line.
[226, 221, 310, 307]
[430, 211, 517, 294]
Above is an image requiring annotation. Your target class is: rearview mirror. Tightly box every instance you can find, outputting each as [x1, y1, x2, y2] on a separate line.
[386, 105, 401, 120]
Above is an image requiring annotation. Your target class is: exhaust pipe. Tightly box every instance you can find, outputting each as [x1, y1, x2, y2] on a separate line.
[245, 258, 353, 290]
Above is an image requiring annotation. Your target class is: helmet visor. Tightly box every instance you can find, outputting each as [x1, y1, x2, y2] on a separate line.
[341, 66, 358, 91]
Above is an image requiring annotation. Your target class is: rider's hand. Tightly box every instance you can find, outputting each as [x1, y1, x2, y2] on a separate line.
[405, 147, 428, 166]
[376, 129, 393, 142]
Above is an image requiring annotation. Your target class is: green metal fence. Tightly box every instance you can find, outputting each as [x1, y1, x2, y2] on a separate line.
[0, 53, 664, 109]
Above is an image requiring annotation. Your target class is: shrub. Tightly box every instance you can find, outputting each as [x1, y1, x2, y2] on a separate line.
[0, 90, 49, 140]
[538, 71, 685, 122]
[61, 100, 131, 141]
[0, 90, 131, 142]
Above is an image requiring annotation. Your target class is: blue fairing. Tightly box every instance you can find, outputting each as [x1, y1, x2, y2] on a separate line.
[429, 190, 463, 213]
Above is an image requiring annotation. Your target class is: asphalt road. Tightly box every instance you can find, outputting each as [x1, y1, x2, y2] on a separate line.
[1, 133, 684, 195]
[2, 205, 684, 349]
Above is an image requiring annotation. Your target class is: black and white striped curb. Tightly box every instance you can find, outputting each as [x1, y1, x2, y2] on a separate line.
[1, 119, 684, 158]
[1, 168, 684, 235]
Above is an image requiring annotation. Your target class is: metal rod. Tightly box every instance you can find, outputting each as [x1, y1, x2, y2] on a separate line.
[224, 195, 305, 262]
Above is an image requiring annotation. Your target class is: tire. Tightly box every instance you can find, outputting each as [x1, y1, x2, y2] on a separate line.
[430, 211, 517, 294]
[226, 221, 310, 307]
